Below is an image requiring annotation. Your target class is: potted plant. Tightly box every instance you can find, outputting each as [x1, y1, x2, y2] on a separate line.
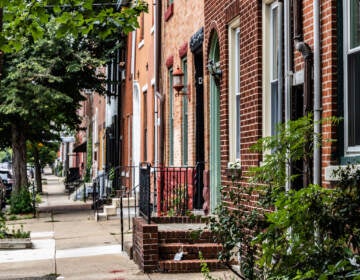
[225, 160, 242, 180]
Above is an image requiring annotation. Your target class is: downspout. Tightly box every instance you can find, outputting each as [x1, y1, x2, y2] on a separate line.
[277, 2, 283, 129]
[284, 0, 292, 192]
[296, 41, 312, 187]
[313, 0, 321, 185]
[294, 0, 313, 187]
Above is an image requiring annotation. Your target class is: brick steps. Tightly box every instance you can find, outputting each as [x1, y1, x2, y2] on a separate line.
[159, 243, 222, 260]
[157, 229, 224, 273]
[158, 259, 226, 273]
[132, 217, 225, 273]
[158, 229, 214, 244]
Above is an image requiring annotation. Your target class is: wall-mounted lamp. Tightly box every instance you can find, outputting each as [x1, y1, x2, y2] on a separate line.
[172, 66, 185, 97]
[207, 59, 222, 84]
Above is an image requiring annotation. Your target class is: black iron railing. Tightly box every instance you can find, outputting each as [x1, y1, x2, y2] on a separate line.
[152, 165, 197, 216]
[139, 163, 151, 224]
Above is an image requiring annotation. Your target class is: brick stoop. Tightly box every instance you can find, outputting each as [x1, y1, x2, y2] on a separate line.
[158, 259, 226, 273]
[157, 230, 224, 273]
[159, 243, 222, 260]
[132, 217, 226, 273]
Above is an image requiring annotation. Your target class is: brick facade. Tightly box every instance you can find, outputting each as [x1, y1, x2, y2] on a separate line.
[204, 0, 262, 207]
[161, 0, 204, 167]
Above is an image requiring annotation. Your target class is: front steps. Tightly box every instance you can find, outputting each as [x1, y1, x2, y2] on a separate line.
[158, 229, 225, 273]
[95, 196, 137, 221]
[132, 217, 226, 273]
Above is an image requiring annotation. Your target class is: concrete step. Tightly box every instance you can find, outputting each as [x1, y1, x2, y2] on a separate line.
[158, 259, 226, 273]
[159, 243, 222, 260]
[103, 205, 117, 216]
[95, 212, 108, 221]
[111, 197, 138, 207]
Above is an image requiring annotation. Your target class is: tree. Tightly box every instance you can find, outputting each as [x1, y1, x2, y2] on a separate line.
[0, 1, 147, 195]
[27, 141, 59, 193]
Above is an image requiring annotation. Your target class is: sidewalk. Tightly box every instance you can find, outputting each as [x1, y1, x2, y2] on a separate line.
[0, 172, 235, 280]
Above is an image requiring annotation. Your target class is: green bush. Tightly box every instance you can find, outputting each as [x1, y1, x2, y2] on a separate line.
[207, 115, 360, 279]
[10, 187, 34, 214]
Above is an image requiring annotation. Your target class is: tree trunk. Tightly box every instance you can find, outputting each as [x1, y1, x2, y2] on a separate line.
[33, 144, 42, 193]
[11, 123, 28, 193]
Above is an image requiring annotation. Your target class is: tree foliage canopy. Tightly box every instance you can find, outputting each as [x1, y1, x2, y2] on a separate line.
[0, 0, 147, 193]
[0, 0, 147, 52]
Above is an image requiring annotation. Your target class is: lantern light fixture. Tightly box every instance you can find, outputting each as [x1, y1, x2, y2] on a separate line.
[172, 66, 185, 96]
[207, 59, 222, 83]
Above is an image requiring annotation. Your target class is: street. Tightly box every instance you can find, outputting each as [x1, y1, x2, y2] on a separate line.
[0, 173, 234, 280]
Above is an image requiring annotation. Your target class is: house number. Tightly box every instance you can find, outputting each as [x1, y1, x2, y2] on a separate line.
[198, 77, 203, 84]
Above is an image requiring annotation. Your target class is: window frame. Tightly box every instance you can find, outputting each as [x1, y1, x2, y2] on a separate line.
[344, 0, 360, 154]
[181, 58, 188, 166]
[228, 18, 241, 163]
[270, 2, 280, 137]
[169, 68, 174, 165]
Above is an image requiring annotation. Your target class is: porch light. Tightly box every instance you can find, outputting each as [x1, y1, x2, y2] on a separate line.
[207, 59, 222, 83]
[173, 66, 185, 96]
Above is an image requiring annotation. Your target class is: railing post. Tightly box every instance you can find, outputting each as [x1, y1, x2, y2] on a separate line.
[139, 162, 151, 224]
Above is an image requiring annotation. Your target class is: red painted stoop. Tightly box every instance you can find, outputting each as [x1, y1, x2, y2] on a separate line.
[132, 216, 226, 273]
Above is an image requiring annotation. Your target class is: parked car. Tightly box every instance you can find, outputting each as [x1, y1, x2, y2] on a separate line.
[0, 169, 14, 198]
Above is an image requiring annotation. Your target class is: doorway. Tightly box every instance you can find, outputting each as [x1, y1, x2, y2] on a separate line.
[209, 32, 221, 213]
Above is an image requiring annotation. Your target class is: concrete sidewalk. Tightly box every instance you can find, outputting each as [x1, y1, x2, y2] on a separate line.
[0, 173, 235, 280]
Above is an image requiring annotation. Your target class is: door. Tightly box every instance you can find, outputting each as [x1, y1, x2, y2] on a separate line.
[209, 32, 221, 213]
[194, 50, 205, 209]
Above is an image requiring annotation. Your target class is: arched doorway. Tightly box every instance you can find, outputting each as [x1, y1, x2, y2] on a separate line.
[209, 32, 221, 213]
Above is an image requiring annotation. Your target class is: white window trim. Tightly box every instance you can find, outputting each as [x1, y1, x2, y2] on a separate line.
[344, 0, 360, 154]
[228, 17, 241, 163]
[262, 3, 273, 139]
[270, 2, 279, 84]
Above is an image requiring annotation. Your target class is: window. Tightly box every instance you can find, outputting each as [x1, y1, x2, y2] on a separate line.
[169, 68, 174, 165]
[270, 2, 280, 137]
[182, 58, 188, 165]
[344, 0, 360, 153]
[228, 19, 241, 162]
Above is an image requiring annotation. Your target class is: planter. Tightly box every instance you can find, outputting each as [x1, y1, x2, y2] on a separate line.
[0, 238, 32, 249]
[225, 168, 242, 180]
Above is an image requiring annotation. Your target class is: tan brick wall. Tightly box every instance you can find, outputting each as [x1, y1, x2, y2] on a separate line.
[161, 0, 204, 167]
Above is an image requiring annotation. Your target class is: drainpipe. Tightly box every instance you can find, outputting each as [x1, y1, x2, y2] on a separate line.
[294, 0, 313, 187]
[313, 0, 321, 185]
[296, 41, 312, 187]
[277, 2, 283, 128]
[284, 0, 292, 192]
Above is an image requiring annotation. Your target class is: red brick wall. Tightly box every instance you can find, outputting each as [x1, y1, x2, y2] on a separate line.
[132, 217, 159, 272]
[293, 1, 339, 185]
[204, 0, 262, 205]
[319, 1, 339, 183]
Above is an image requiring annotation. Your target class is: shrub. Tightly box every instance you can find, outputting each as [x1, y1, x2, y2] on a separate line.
[10, 187, 34, 214]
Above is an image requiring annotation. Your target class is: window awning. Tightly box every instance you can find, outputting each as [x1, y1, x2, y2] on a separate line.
[73, 142, 87, 153]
